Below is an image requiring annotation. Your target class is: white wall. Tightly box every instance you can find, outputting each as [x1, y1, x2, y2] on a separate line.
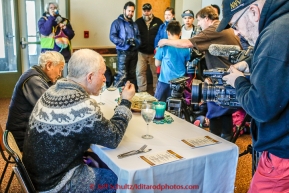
[70, 0, 135, 48]
[69, 0, 221, 48]
[202, 0, 223, 19]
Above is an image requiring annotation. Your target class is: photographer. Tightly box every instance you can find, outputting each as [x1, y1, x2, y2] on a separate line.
[109, 1, 141, 89]
[158, 6, 241, 140]
[38, 2, 75, 63]
[218, 0, 289, 191]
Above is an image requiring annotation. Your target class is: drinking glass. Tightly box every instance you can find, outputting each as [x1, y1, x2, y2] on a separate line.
[141, 102, 156, 139]
[98, 84, 106, 105]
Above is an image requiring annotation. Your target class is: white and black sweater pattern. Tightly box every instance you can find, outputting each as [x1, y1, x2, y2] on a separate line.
[23, 79, 132, 191]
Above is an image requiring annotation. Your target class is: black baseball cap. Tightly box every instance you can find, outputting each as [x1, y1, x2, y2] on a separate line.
[181, 10, 194, 18]
[216, 0, 256, 32]
[142, 3, 152, 10]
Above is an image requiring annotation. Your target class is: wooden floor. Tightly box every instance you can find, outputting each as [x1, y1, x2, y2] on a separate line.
[0, 97, 252, 193]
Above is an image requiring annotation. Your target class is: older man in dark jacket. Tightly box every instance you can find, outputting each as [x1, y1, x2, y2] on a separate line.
[6, 51, 65, 151]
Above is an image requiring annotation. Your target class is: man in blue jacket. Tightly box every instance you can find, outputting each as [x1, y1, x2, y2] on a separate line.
[218, 0, 289, 192]
[109, 1, 141, 88]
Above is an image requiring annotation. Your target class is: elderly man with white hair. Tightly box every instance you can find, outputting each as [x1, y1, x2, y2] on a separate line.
[218, 0, 289, 192]
[6, 51, 65, 151]
[22, 49, 135, 193]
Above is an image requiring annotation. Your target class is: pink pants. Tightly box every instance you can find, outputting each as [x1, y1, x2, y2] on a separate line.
[248, 151, 289, 193]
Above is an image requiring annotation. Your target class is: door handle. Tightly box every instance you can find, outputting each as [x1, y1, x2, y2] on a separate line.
[20, 37, 40, 49]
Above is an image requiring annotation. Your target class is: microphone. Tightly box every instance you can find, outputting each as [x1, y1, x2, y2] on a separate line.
[208, 44, 241, 57]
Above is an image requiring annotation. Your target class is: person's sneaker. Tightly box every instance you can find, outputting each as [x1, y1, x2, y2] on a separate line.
[194, 120, 201, 127]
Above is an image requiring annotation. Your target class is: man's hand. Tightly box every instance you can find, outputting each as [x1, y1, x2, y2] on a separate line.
[158, 39, 167, 47]
[223, 66, 245, 88]
[59, 23, 66, 29]
[234, 61, 249, 72]
[121, 81, 135, 101]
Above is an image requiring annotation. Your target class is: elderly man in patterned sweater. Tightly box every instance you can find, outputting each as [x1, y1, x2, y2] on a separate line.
[22, 49, 135, 192]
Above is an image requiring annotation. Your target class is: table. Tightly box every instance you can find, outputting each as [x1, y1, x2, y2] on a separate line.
[90, 89, 239, 193]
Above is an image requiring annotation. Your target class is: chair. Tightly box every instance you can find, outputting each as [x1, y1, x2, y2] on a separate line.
[0, 125, 15, 193]
[3, 130, 36, 193]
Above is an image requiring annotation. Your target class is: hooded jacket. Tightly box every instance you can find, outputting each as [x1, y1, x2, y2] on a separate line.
[234, 0, 289, 158]
[109, 14, 141, 51]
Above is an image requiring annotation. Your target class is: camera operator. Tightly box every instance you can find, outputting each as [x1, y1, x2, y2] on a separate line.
[218, 0, 289, 191]
[110, 1, 141, 89]
[158, 6, 241, 140]
[38, 2, 75, 64]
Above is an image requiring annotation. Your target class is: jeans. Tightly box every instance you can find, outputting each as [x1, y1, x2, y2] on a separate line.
[136, 52, 157, 92]
[59, 165, 117, 193]
[154, 81, 171, 102]
[115, 50, 138, 89]
[209, 114, 233, 141]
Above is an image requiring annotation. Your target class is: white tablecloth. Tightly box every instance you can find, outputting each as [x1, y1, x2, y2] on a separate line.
[90, 90, 239, 193]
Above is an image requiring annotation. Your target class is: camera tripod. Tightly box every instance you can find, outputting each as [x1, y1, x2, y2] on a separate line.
[166, 96, 192, 123]
[166, 94, 205, 124]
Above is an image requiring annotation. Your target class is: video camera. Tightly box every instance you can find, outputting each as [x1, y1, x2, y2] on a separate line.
[169, 76, 190, 98]
[191, 68, 250, 108]
[186, 48, 204, 74]
[229, 46, 254, 64]
[126, 38, 136, 47]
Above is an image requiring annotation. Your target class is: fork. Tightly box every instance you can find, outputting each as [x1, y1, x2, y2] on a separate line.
[117, 145, 147, 158]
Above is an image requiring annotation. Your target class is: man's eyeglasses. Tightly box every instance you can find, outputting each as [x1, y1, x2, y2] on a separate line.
[230, 6, 250, 30]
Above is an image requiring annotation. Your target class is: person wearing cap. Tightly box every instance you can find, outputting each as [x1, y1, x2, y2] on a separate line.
[109, 1, 141, 89]
[135, 3, 163, 93]
[181, 10, 196, 39]
[158, 6, 241, 141]
[219, 0, 289, 191]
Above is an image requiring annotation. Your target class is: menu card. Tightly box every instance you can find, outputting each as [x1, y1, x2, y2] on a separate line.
[140, 150, 184, 166]
[182, 136, 220, 148]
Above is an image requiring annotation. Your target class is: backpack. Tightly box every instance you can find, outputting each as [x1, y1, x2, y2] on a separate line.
[54, 28, 70, 52]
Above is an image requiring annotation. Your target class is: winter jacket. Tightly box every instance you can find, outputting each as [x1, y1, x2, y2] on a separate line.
[109, 14, 141, 51]
[38, 13, 75, 62]
[135, 16, 163, 54]
[234, 0, 289, 158]
[6, 66, 53, 150]
[154, 21, 169, 48]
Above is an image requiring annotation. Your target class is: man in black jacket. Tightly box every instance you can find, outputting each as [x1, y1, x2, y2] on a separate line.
[135, 3, 162, 93]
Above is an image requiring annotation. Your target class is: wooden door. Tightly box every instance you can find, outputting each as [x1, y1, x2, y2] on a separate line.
[137, 0, 172, 20]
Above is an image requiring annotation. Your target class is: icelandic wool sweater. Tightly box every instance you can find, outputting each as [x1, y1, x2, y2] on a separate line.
[22, 78, 132, 191]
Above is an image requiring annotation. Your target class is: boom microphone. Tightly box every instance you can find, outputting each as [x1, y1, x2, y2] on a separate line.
[208, 44, 241, 57]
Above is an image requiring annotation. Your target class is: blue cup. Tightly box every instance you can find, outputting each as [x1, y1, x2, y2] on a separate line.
[153, 101, 166, 120]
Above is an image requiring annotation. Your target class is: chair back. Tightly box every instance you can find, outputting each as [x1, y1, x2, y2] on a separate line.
[3, 130, 36, 193]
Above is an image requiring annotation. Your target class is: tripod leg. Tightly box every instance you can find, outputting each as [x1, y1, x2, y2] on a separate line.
[181, 100, 192, 123]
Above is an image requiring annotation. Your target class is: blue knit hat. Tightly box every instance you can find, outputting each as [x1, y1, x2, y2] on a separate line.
[216, 0, 256, 32]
